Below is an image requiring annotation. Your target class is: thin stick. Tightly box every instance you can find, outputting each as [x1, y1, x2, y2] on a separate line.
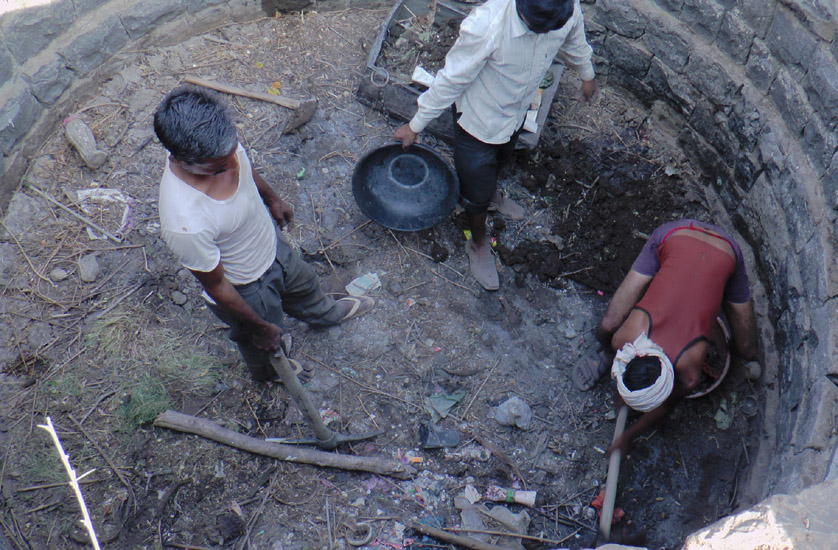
[78, 390, 118, 425]
[429, 268, 479, 297]
[300, 352, 423, 413]
[556, 266, 594, 278]
[68, 415, 136, 514]
[25, 184, 122, 243]
[445, 525, 578, 545]
[320, 221, 371, 251]
[0, 220, 53, 285]
[17, 478, 100, 493]
[462, 359, 500, 418]
[37, 417, 101, 550]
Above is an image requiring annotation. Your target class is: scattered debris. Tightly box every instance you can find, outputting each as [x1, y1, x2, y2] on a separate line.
[492, 396, 532, 430]
[424, 389, 466, 422]
[484, 485, 536, 507]
[64, 116, 107, 170]
[419, 423, 459, 449]
[77, 253, 100, 282]
[345, 272, 382, 296]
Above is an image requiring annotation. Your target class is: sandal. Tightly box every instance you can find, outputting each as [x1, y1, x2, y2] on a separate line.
[572, 345, 613, 391]
[488, 192, 525, 221]
[465, 240, 499, 290]
[337, 296, 375, 322]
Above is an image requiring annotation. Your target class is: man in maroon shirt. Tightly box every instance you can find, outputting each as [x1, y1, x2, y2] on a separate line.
[573, 219, 758, 451]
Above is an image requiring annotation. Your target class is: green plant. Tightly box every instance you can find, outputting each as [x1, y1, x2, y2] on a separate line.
[87, 305, 224, 408]
[118, 374, 172, 431]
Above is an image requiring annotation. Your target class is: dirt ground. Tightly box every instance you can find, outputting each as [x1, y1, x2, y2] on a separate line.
[0, 7, 764, 550]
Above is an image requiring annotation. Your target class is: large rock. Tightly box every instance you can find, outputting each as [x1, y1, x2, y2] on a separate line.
[803, 45, 838, 132]
[59, 15, 129, 76]
[765, 7, 819, 77]
[0, 87, 44, 155]
[23, 56, 73, 105]
[120, 0, 186, 39]
[0, 0, 75, 63]
[682, 481, 838, 549]
[679, 0, 725, 42]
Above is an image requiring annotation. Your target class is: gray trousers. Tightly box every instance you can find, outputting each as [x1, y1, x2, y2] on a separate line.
[207, 231, 342, 381]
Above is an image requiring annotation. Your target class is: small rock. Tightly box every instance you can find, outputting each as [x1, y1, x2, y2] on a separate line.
[563, 327, 578, 339]
[171, 290, 187, 305]
[394, 36, 409, 50]
[49, 267, 69, 282]
[77, 253, 100, 282]
[743, 361, 761, 381]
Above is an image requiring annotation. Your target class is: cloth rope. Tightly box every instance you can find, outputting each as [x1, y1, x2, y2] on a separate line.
[611, 333, 674, 412]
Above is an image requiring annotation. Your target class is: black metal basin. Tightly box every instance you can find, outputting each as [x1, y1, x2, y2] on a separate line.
[352, 143, 458, 231]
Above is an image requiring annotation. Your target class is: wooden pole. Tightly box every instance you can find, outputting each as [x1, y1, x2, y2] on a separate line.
[153, 410, 415, 479]
[184, 75, 302, 109]
[411, 523, 505, 550]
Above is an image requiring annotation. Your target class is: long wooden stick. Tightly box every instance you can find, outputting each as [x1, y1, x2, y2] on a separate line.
[153, 410, 415, 479]
[599, 405, 629, 541]
[411, 523, 504, 550]
[184, 76, 302, 109]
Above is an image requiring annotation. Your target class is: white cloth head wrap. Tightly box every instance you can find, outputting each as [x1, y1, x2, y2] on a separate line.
[611, 333, 674, 412]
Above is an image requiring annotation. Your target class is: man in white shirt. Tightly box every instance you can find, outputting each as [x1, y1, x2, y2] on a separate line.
[153, 86, 374, 381]
[394, 0, 597, 290]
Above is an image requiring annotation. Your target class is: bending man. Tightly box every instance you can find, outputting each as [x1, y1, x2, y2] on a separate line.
[394, 0, 597, 290]
[573, 219, 758, 451]
[153, 86, 374, 382]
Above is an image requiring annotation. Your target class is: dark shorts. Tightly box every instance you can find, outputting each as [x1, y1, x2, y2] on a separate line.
[452, 106, 521, 213]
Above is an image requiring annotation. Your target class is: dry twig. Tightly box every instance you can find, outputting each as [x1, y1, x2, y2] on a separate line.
[37, 417, 101, 550]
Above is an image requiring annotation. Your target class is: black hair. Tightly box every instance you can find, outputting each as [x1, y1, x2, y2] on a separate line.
[153, 85, 237, 164]
[623, 355, 662, 391]
[516, 0, 575, 33]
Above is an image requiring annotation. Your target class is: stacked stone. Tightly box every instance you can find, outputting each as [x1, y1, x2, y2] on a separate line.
[0, 0, 238, 205]
[584, 0, 837, 501]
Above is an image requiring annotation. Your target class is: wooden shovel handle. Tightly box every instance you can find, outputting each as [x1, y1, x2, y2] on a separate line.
[184, 75, 302, 109]
[599, 405, 629, 540]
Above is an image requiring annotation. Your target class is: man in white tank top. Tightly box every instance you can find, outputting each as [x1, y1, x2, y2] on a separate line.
[153, 86, 374, 381]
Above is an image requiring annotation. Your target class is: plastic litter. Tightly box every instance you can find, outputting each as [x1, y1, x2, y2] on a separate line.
[76, 188, 133, 240]
[345, 272, 381, 296]
[484, 485, 537, 507]
[493, 396, 533, 429]
[424, 389, 466, 422]
[418, 423, 459, 449]
[64, 116, 107, 170]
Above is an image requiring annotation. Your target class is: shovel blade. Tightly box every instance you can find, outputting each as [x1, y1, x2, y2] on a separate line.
[283, 98, 316, 133]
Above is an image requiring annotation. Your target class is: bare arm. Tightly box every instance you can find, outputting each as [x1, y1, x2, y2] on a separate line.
[723, 300, 758, 360]
[596, 270, 653, 350]
[191, 262, 282, 351]
[610, 366, 693, 454]
[252, 167, 294, 230]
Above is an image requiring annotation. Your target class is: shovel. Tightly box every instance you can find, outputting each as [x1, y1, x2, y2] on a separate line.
[184, 76, 317, 132]
[598, 404, 628, 543]
[268, 349, 384, 450]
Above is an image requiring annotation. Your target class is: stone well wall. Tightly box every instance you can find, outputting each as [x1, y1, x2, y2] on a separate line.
[0, 0, 836, 520]
[582, 0, 838, 504]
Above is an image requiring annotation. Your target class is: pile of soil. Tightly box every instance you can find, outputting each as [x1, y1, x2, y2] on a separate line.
[498, 131, 707, 292]
[379, 13, 461, 80]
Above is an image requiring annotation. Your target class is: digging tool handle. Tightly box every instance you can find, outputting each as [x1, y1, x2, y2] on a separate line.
[269, 349, 336, 445]
[411, 523, 505, 550]
[184, 75, 302, 109]
[600, 404, 629, 541]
